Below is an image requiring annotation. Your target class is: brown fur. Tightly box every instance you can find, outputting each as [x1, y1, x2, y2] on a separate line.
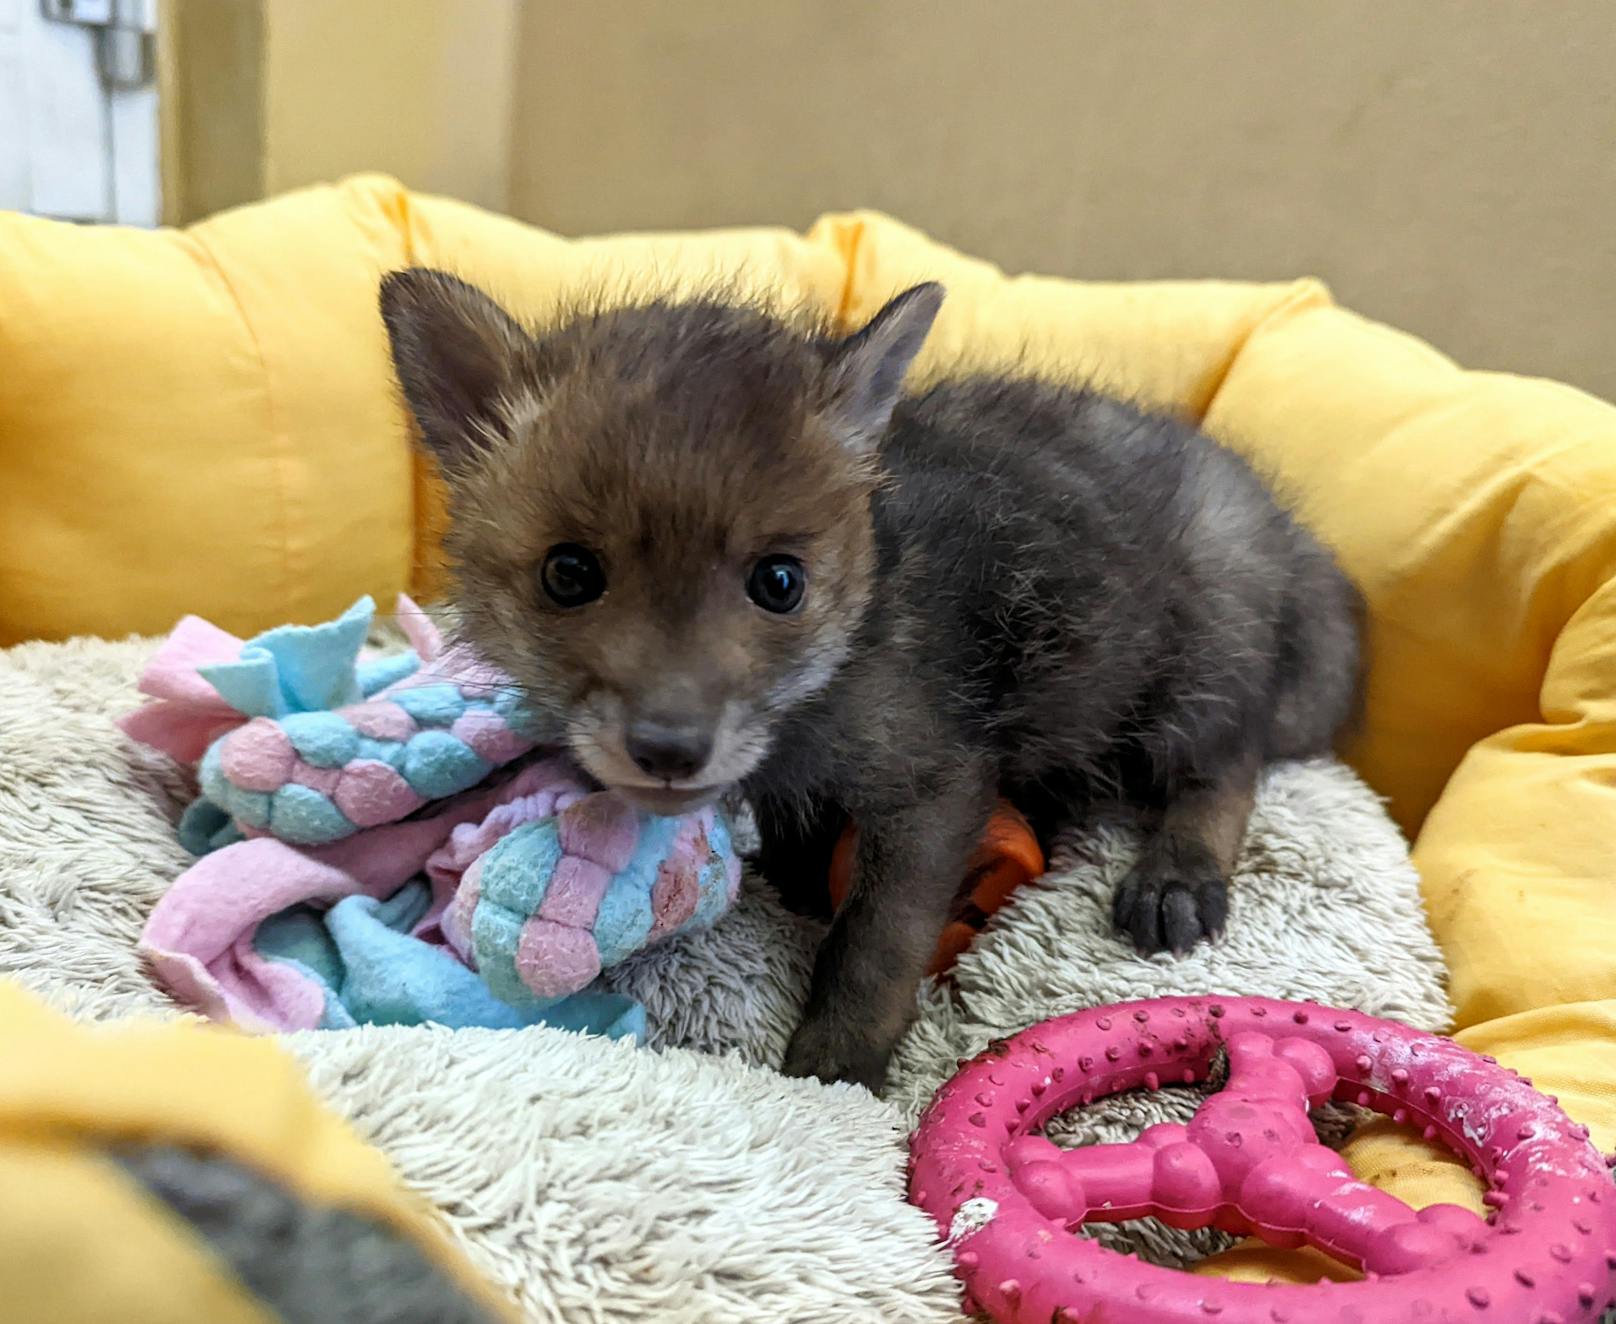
[385, 274, 897, 812]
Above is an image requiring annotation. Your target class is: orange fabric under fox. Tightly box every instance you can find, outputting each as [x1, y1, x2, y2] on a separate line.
[826, 800, 1046, 975]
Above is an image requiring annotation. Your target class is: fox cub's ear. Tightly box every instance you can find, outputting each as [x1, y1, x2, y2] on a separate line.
[821, 282, 945, 454]
[379, 268, 534, 473]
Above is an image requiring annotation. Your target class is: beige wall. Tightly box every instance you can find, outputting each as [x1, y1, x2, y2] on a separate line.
[162, 0, 520, 223]
[508, 2, 1616, 401]
[264, 0, 520, 213]
[159, 0, 267, 224]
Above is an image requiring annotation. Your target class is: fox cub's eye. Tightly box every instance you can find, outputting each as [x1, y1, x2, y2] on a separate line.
[747, 555, 806, 614]
[540, 544, 606, 607]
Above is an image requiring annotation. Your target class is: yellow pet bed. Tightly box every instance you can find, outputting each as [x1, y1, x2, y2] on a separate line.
[1, 176, 1613, 1301]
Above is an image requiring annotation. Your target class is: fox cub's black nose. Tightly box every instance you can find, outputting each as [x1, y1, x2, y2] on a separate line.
[625, 721, 712, 782]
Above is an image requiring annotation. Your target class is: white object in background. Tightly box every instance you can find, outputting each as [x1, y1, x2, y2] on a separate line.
[0, 0, 159, 224]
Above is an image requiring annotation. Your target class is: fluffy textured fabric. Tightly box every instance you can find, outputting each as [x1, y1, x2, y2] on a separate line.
[0, 633, 1450, 1321]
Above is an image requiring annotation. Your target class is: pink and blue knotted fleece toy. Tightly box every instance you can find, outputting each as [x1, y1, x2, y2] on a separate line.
[122, 596, 741, 1039]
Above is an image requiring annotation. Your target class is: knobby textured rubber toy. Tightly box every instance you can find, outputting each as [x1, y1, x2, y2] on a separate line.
[909, 996, 1616, 1323]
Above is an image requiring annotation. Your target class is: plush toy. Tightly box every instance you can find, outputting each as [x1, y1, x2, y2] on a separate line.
[440, 782, 739, 1006]
[123, 594, 543, 851]
[124, 597, 742, 1036]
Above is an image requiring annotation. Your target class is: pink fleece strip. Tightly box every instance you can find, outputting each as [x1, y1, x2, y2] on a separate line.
[138, 760, 559, 1031]
[515, 919, 601, 1000]
[134, 614, 245, 703]
[536, 855, 614, 928]
[423, 757, 588, 894]
[393, 595, 443, 662]
[117, 616, 251, 762]
[555, 794, 640, 871]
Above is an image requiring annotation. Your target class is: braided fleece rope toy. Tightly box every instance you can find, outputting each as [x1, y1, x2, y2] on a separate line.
[438, 777, 740, 1005]
[164, 596, 543, 848]
[122, 596, 742, 1013]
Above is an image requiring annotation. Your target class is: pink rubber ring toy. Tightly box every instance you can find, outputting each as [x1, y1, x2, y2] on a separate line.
[909, 996, 1616, 1322]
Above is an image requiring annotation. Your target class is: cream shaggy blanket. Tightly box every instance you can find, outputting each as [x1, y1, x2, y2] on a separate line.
[0, 634, 1451, 1322]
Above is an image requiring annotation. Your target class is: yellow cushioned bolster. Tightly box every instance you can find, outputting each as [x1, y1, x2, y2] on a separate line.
[0, 175, 851, 641]
[0, 1144, 277, 1324]
[0, 983, 515, 1321]
[809, 209, 1330, 419]
[0, 179, 419, 644]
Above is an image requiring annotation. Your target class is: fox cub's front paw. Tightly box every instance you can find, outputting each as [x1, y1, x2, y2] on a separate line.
[780, 1013, 892, 1091]
[1112, 838, 1229, 957]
